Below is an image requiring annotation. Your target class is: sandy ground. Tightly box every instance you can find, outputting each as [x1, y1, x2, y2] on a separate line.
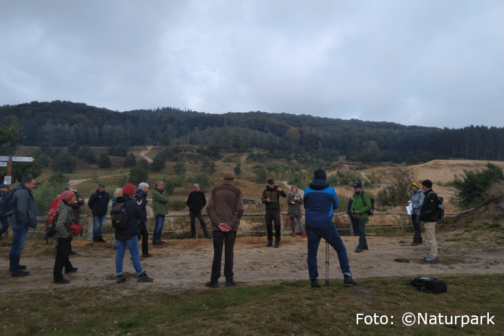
[139, 146, 154, 163]
[1, 235, 503, 293]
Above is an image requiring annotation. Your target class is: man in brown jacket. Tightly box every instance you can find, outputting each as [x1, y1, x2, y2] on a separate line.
[261, 179, 286, 248]
[206, 171, 244, 288]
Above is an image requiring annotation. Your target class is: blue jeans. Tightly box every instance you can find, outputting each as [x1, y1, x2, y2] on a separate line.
[116, 236, 143, 275]
[93, 214, 107, 237]
[0, 217, 9, 236]
[290, 217, 305, 234]
[153, 215, 165, 242]
[357, 218, 368, 249]
[306, 225, 351, 279]
[9, 223, 29, 274]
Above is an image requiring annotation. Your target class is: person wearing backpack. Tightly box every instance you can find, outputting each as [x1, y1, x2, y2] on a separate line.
[135, 182, 152, 258]
[0, 184, 12, 236]
[88, 183, 110, 243]
[53, 190, 79, 284]
[419, 180, 438, 262]
[409, 182, 425, 246]
[9, 176, 37, 277]
[152, 181, 169, 245]
[114, 183, 153, 283]
[350, 182, 372, 253]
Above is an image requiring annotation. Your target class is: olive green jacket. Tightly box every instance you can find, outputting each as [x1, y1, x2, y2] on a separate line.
[152, 188, 170, 216]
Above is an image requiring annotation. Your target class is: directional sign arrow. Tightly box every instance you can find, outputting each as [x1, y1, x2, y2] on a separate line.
[0, 162, 7, 167]
[12, 156, 33, 162]
[0, 156, 9, 162]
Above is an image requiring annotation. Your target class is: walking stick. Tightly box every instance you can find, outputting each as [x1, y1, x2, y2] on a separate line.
[325, 241, 330, 286]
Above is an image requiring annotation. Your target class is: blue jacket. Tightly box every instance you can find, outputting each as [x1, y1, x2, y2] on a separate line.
[409, 190, 425, 210]
[11, 184, 38, 228]
[303, 179, 339, 228]
[88, 189, 110, 215]
[135, 189, 148, 222]
[114, 196, 146, 241]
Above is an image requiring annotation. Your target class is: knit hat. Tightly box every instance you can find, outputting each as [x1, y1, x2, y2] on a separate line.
[421, 179, 433, 188]
[123, 183, 136, 195]
[411, 182, 421, 189]
[267, 179, 274, 184]
[60, 190, 75, 202]
[314, 168, 327, 181]
[352, 182, 363, 189]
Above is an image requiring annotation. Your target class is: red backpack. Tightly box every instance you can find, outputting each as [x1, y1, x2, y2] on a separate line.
[46, 196, 83, 237]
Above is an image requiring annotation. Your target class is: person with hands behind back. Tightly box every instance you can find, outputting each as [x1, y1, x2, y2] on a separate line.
[205, 172, 244, 288]
[261, 178, 287, 248]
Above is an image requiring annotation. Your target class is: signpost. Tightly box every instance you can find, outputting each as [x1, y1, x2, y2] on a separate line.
[3, 176, 11, 185]
[0, 155, 34, 185]
[0, 162, 7, 167]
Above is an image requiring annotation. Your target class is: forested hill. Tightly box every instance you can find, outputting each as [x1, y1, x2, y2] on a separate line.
[1, 100, 503, 163]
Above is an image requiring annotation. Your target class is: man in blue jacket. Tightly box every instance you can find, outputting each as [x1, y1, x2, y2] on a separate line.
[304, 168, 357, 288]
[9, 176, 38, 277]
[88, 183, 110, 243]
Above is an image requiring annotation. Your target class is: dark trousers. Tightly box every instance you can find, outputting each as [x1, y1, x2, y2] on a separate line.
[138, 222, 149, 255]
[357, 218, 368, 249]
[265, 210, 281, 240]
[348, 215, 360, 236]
[54, 237, 74, 281]
[411, 214, 423, 243]
[211, 230, 237, 283]
[0, 218, 9, 236]
[190, 211, 209, 238]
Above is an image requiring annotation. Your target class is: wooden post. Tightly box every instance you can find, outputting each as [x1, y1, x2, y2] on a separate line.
[87, 216, 94, 241]
[6, 155, 12, 178]
[280, 214, 284, 237]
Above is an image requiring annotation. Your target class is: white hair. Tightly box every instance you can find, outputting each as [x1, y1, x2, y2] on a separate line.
[155, 181, 164, 187]
[138, 182, 149, 190]
[67, 180, 77, 187]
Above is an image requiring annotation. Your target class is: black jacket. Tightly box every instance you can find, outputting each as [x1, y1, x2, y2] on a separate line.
[135, 190, 148, 222]
[261, 185, 287, 211]
[347, 197, 354, 217]
[88, 189, 110, 215]
[11, 184, 38, 228]
[419, 188, 438, 222]
[186, 191, 207, 213]
[114, 196, 146, 242]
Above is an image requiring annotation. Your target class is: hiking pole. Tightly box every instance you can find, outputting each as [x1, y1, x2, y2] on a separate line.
[325, 241, 330, 286]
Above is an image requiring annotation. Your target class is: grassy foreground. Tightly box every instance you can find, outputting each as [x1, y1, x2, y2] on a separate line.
[1, 274, 502, 335]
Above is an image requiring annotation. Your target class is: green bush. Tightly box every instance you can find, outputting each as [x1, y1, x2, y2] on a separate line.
[453, 163, 504, 207]
[97, 153, 112, 168]
[255, 165, 267, 184]
[376, 173, 410, 207]
[169, 199, 187, 211]
[129, 166, 149, 186]
[122, 153, 136, 168]
[52, 152, 77, 173]
[33, 173, 67, 215]
[164, 176, 185, 194]
[190, 173, 213, 189]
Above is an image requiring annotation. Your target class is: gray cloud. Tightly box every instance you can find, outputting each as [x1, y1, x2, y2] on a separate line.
[1, 0, 503, 128]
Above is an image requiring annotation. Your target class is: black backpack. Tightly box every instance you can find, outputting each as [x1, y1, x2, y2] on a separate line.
[409, 277, 447, 294]
[360, 192, 375, 216]
[111, 201, 130, 230]
[428, 191, 444, 221]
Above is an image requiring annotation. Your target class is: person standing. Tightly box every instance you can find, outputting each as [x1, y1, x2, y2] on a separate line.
[135, 182, 152, 258]
[88, 183, 110, 243]
[350, 182, 372, 253]
[53, 190, 78, 284]
[304, 168, 357, 288]
[205, 172, 244, 288]
[186, 183, 210, 239]
[152, 181, 169, 245]
[409, 182, 425, 246]
[115, 183, 153, 283]
[261, 179, 286, 248]
[66, 180, 84, 255]
[0, 183, 12, 237]
[9, 176, 37, 277]
[287, 185, 306, 237]
[419, 180, 439, 262]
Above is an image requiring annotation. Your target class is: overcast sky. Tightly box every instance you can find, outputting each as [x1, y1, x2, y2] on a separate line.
[1, 0, 503, 128]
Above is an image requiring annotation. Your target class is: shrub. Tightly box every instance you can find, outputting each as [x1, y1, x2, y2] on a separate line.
[191, 173, 213, 189]
[234, 162, 241, 175]
[138, 158, 150, 170]
[98, 153, 112, 168]
[37, 154, 50, 167]
[33, 173, 67, 215]
[255, 165, 267, 184]
[122, 153, 136, 168]
[129, 166, 149, 186]
[150, 154, 166, 172]
[68, 143, 80, 156]
[169, 199, 187, 211]
[453, 163, 504, 207]
[376, 173, 410, 207]
[52, 152, 77, 173]
[173, 157, 187, 176]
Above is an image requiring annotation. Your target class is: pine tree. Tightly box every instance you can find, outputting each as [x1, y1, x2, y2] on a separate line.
[98, 153, 112, 168]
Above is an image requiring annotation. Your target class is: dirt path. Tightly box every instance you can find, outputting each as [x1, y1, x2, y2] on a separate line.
[139, 146, 154, 163]
[74, 173, 129, 185]
[2, 235, 502, 293]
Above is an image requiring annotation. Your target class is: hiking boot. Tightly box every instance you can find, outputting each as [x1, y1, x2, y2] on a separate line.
[310, 279, 321, 289]
[355, 247, 363, 253]
[69, 250, 77, 255]
[138, 272, 154, 282]
[292, 232, 296, 237]
[116, 274, 126, 284]
[153, 240, 163, 245]
[205, 235, 211, 239]
[267, 239, 273, 247]
[344, 275, 358, 287]
[54, 278, 70, 284]
[20, 265, 27, 270]
[362, 246, 368, 250]
[97, 237, 106, 243]
[142, 253, 153, 258]
[159, 240, 167, 244]
[206, 281, 219, 288]
[226, 280, 237, 287]
[93, 236, 97, 243]
[11, 271, 30, 277]
[65, 267, 78, 274]
[274, 239, 280, 248]
[424, 256, 438, 262]
[301, 233, 307, 238]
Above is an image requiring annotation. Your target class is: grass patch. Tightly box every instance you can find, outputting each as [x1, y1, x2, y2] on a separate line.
[1, 274, 502, 335]
[394, 258, 410, 263]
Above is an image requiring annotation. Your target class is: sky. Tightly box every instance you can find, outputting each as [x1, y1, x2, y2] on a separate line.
[1, 0, 503, 128]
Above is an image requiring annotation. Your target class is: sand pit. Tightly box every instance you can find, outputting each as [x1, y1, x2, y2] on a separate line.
[1, 234, 503, 294]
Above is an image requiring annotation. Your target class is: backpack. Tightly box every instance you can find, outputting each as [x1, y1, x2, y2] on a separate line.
[360, 192, 375, 216]
[409, 277, 447, 294]
[111, 201, 130, 230]
[428, 191, 444, 221]
[0, 191, 14, 217]
[46, 197, 83, 238]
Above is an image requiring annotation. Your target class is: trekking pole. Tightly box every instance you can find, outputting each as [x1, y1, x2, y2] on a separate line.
[325, 241, 330, 286]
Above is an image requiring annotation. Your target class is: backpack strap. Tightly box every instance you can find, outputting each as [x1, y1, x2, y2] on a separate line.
[360, 192, 367, 207]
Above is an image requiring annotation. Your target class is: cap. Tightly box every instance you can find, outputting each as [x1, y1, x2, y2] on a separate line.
[352, 182, 363, 189]
[0, 184, 7, 188]
[98, 183, 105, 187]
[267, 179, 274, 184]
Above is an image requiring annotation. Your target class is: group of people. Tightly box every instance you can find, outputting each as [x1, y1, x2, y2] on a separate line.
[3, 167, 441, 288]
